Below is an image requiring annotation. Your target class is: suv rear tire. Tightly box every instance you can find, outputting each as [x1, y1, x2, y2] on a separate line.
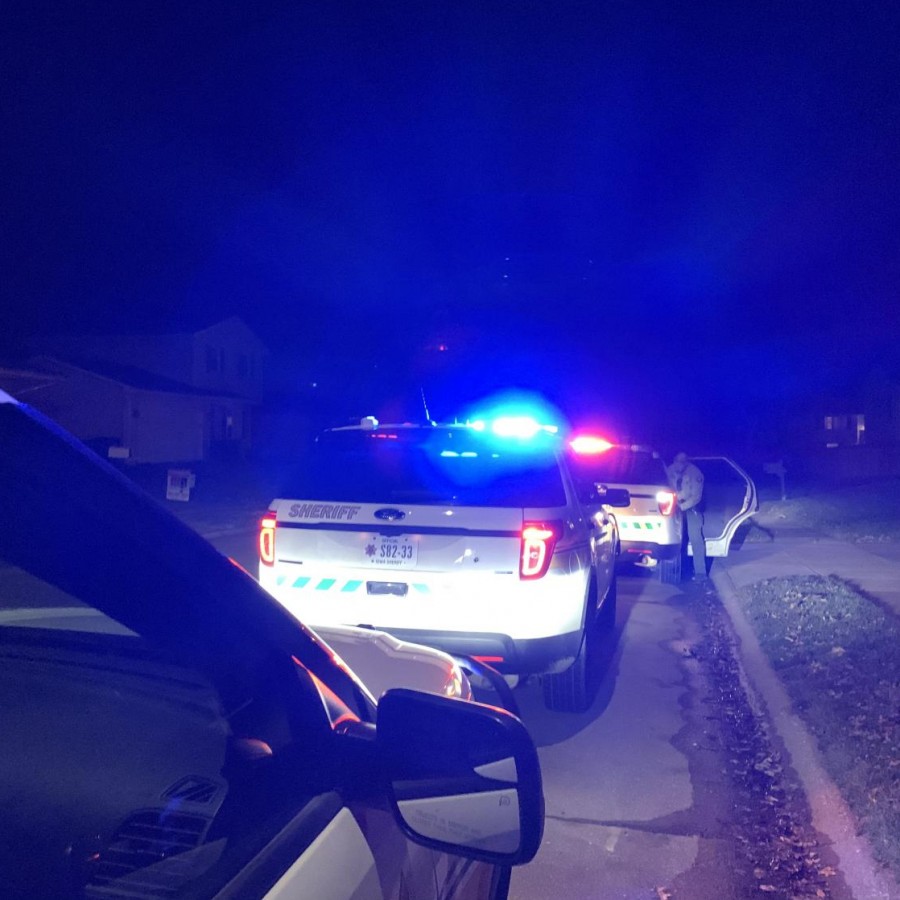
[599, 571, 617, 628]
[542, 628, 593, 713]
[542, 576, 615, 713]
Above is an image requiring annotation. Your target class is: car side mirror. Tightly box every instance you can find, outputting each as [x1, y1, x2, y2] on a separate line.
[377, 688, 544, 865]
[595, 485, 630, 508]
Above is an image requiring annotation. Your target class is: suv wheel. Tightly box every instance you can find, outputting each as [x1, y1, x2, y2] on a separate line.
[599, 570, 617, 629]
[658, 552, 682, 584]
[542, 578, 613, 713]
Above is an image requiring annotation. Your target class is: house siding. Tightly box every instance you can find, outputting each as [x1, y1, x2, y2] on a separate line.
[125, 391, 207, 464]
[16, 318, 268, 462]
[191, 318, 266, 401]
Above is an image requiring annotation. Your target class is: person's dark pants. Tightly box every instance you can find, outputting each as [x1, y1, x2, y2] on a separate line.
[684, 508, 707, 578]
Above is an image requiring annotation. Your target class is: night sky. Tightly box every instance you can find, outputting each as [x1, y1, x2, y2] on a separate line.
[3, 1, 899, 442]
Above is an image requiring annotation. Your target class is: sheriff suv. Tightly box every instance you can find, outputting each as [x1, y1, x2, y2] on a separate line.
[259, 416, 629, 713]
[566, 437, 758, 583]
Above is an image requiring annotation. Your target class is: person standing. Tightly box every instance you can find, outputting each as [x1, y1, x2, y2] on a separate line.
[667, 451, 707, 580]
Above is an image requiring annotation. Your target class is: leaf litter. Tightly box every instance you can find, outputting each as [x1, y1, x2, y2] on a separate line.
[687, 585, 837, 898]
[737, 574, 900, 884]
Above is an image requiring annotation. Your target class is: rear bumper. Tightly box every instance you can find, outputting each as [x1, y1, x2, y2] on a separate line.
[260, 562, 591, 645]
[620, 539, 680, 560]
[361, 627, 583, 677]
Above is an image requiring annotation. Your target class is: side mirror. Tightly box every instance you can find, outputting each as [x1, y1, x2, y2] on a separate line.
[377, 688, 544, 865]
[595, 485, 630, 508]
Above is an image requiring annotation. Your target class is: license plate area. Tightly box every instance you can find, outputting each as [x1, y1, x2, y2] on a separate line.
[365, 534, 417, 568]
[366, 581, 409, 596]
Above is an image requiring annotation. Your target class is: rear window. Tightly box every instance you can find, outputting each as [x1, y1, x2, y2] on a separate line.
[279, 429, 567, 507]
[569, 449, 667, 486]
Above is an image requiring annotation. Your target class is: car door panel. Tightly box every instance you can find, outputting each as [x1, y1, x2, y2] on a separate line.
[690, 457, 759, 557]
[261, 805, 383, 900]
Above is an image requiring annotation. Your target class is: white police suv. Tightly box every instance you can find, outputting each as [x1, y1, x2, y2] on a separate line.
[567, 436, 758, 583]
[259, 416, 630, 713]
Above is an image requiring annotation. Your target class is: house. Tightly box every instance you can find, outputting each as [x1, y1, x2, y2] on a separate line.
[4, 317, 269, 464]
[802, 367, 900, 480]
[34, 316, 267, 403]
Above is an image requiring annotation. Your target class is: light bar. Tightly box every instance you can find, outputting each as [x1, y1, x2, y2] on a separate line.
[569, 435, 614, 455]
[492, 416, 540, 437]
[489, 416, 558, 438]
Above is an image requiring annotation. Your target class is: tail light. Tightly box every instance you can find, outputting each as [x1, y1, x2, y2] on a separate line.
[656, 490, 676, 517]
[259, 511, 277, 565]
[520, 521, 560, 580]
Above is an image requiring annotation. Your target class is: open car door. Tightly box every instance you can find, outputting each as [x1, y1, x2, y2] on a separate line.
[690, 457, 758, 557]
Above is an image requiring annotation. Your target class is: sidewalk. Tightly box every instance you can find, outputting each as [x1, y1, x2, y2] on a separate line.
[720, 512, 900, 620]
[713, 513, 900, 900]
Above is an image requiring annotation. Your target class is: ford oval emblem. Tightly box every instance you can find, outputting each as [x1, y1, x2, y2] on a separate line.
[374, 507, 405, 522]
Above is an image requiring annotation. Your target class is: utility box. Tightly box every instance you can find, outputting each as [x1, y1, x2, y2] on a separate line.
[166, 469, 196, 502]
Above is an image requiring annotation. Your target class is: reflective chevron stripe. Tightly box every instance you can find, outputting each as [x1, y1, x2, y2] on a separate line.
[274, 576, 431, 594]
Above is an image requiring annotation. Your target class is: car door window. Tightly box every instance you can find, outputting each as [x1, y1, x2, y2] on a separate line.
[692, 458, 753, 539]
[0, 553, 343, 900]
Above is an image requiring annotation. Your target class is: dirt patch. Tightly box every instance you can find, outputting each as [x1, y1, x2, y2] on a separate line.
[736, 574, 900, 884]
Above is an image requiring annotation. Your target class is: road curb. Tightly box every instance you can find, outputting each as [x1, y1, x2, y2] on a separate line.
[712, 566, 899, 900]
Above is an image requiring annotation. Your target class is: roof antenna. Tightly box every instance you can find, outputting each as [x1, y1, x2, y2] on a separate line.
[420, 388, 434, 425]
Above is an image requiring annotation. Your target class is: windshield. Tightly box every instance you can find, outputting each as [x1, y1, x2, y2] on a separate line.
[279, 429, 567, 507]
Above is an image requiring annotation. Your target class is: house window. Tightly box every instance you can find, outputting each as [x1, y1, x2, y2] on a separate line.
[206, 346, 218, 373]
[823, 412, 865, 445]
[219, 348, 226, 374]
[237, 354, 249, 378]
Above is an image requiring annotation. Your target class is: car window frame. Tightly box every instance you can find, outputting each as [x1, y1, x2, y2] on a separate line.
[0, 400, 376, 725]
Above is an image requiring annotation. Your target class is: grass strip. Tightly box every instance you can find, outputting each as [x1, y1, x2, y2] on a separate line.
[763, 478, 900, 543]
[737, 574, 900, 880]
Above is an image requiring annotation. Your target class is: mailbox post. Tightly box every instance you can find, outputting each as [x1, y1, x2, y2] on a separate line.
[763, 460, 787, 501]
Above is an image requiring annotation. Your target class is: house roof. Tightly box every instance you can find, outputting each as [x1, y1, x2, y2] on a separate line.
[31, 356, 245, 399]
[34, 315, 267, 351]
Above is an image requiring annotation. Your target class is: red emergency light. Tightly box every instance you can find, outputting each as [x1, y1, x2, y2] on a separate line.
[569, 435, 614, 455]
